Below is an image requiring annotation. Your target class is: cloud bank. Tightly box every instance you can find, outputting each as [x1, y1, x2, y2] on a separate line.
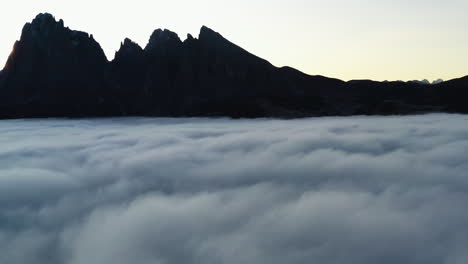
[1, 115, 468, 264]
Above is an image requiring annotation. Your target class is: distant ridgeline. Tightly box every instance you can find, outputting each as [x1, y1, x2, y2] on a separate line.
[0, 13, 467, 119]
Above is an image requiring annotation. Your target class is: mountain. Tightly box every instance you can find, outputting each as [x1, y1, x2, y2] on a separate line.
[0, 13, 117, 117]
[0, 13, 467, 119]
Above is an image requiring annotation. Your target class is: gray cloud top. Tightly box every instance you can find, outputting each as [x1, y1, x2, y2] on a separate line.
[1, 115, 468, 264]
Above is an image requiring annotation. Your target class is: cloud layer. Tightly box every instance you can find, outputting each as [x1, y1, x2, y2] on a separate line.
[1, 115, 468, 264]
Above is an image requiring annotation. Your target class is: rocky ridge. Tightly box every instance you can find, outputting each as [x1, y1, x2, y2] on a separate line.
[0, 13, 467, 119]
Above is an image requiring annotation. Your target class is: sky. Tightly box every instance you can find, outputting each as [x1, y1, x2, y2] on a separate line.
[1, 0, 468, 81]
[2, 114, 468, 264]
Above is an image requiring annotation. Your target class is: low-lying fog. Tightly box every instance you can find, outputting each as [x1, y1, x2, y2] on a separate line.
[1, 114, 468, 264]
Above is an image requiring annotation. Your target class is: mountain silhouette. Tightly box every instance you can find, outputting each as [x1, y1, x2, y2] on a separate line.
[0, 13, 467, 119]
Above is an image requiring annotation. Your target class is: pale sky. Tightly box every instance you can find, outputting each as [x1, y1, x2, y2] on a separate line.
[1, 0, 467, 81]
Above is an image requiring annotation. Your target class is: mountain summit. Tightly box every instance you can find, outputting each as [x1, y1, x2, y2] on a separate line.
[0, 14, 467, 119]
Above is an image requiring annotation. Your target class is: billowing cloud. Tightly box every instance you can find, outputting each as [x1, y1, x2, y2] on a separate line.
[1, 114, 468, 264]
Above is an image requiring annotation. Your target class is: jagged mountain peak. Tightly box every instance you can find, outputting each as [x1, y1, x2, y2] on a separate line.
[120, 38, 142, 50]
[186, 33, 195, 41]
[20, 13, 65, 41]
[145, 28, 181, 52]
[19, 13, 98, 44]
[114, 38, 144, 62]
[199, 25, 223, 41]
[30, 13, 65, 32]
[32, 13, 58, 23]
[1, 13, 108, 107]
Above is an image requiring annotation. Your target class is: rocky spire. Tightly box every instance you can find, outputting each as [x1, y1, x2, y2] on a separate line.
[144, 29, 182, 54]
[114, 38, 144, 62]
[199, 25, 224, 42]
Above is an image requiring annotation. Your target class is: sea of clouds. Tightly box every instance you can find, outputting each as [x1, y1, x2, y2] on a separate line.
[1, 114, 468, 264]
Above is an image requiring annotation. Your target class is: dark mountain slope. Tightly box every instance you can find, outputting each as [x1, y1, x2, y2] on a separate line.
[0, 13, 467, 119]
[432, 76, 468, 113]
